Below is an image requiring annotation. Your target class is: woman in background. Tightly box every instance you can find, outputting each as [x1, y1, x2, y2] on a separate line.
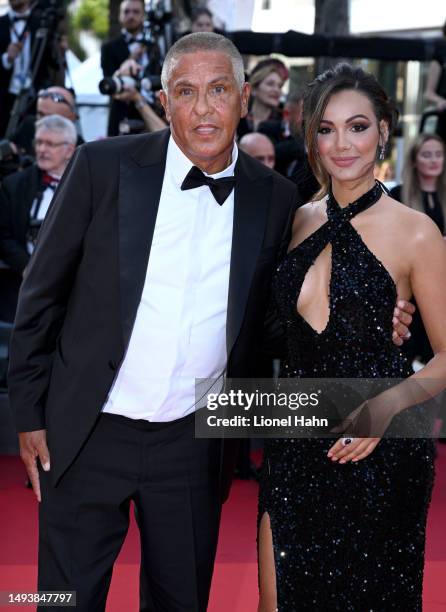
[390, 134, 446, 365]
[390, 134, 446, 234]
[238, 62, 285, 139]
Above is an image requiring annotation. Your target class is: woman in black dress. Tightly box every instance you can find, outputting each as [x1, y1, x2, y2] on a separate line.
[258, 64, 446, 611]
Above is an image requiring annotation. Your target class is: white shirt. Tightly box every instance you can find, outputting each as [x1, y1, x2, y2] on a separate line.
[121, 29, 149, 71]
[2, 10, 32, 95]
[103, 136, 237, 421]
[27, 175, 60, 254]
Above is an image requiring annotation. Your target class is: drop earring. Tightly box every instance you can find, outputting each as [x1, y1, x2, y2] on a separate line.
[379, 145, 385, 161]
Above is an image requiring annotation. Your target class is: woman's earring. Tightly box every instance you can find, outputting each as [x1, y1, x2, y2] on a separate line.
[379, 145, 385, 161]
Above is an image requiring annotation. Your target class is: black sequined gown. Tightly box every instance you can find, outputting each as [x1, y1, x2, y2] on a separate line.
[259, 184, 435, 611]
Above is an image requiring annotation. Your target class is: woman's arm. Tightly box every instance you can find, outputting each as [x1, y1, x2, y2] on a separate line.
[328, 214, 446, 462]
[425, 61, 446, 109]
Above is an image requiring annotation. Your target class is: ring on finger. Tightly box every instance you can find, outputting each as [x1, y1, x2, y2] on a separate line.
[341, 437, 355, 446]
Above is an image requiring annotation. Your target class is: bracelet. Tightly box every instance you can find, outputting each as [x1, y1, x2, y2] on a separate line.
[135, 99, 146, 110]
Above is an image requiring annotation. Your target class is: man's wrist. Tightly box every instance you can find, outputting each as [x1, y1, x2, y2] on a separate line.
[135, 98, 147, 110]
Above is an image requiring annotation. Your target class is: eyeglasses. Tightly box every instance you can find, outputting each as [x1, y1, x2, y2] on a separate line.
[33, 139, 69, 150]
[37, 90, 75, 112]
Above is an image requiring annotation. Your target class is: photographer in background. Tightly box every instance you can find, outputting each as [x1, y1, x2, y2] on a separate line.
[101, 0, 150, 136]
[0, 0, 62, 139]
[0, 0, 33, 138]
[111, 58, 167, 133]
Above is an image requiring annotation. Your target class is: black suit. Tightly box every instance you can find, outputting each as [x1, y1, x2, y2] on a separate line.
[0, 164, 43, 322]
[0, 163, 42, 273]
[9, 129, 296, 610]
[101, 34, 142, 136]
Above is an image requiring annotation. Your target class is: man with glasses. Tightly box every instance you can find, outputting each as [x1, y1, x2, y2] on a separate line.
[11, 86, 82, 156]
[0, 115, 76, 280]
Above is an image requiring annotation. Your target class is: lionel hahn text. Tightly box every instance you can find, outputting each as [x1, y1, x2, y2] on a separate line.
[207, 415, 329, 427]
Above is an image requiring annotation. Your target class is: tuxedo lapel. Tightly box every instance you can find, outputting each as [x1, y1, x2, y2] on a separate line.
[226, 152, 272, 356]
[118, 129, 170, 347]
[18, 166, 40, 240]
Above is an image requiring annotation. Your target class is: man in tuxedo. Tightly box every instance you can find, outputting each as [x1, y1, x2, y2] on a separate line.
[0, 114, 77, 274]
[0, 115, 76, 320]
[101, 0, 149, 136]
[9, 32, 413, 611]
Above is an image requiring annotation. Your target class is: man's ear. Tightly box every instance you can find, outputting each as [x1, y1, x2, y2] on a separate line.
[240, 82, 251, 119]
[159, 90, 171, 122]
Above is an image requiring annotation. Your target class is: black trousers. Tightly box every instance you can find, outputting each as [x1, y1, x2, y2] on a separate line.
[38, 412, 222, 611]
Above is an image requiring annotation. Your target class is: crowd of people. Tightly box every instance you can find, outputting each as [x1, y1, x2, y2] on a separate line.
[1, 0, 446, 609]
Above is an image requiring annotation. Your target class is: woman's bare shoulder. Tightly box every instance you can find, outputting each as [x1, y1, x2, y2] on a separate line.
[290, 199, 327, 248]
[292, 199, 326, 228]
[382, 193, 444, 245]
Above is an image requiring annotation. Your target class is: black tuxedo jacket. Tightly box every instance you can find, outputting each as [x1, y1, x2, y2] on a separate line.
[0, 163, 42, 272]
[101, 35, 132, 78]
[101, 35, 141, 136]
[9, 129, 297, 489]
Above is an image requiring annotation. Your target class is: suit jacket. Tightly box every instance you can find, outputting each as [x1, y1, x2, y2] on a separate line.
[8, 128, 297, 491]
[0, 163, 42, 273]
[101, 35, 141, 136]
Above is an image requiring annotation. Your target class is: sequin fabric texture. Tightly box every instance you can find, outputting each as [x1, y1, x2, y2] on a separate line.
[259, 183, 435, 611]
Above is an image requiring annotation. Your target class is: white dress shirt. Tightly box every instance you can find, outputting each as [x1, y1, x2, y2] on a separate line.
[2, 11, 32, 95]
[121, 29, 149, 71]
[27, 175, 60, 254]
[103, 136, 237, 421]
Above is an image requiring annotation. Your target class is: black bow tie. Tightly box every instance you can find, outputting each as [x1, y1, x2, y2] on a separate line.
[181, 166, 235, 205]
[125, 34, 144, 45]
[11, 15, 27, 22]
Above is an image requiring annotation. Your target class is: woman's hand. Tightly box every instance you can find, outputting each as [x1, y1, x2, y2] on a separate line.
[327, 397, 397, 463]
[327, 437, 381, 464]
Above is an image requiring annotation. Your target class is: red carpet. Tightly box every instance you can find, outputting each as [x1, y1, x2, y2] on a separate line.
[1, 445, 446, 611]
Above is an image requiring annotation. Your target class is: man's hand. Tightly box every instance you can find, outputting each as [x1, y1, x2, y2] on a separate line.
[392, 299, 415, 346]
[129, 44, 145, 62]
[115, 58, 141, 78]
[113, 88, 139, 104]
[19, 430, 50, 502]
[7, 41, 23, 63]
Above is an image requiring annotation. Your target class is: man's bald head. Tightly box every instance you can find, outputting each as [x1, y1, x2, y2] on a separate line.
[239, 132, 275, 169]
[37, 87, 77, 122]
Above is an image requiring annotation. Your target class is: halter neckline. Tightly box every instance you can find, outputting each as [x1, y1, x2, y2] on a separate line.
[326, 181, 384, 221]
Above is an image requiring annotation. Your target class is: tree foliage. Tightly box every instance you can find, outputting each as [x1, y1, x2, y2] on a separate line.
[72, 0, 109, 40]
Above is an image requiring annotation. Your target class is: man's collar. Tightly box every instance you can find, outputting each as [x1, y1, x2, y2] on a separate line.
[9, 9, 31, 20]
[167, 135, 238, 187]
[121, 29, 144, 42]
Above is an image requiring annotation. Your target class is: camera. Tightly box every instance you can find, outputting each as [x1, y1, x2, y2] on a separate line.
[99, 73, 162, 96]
